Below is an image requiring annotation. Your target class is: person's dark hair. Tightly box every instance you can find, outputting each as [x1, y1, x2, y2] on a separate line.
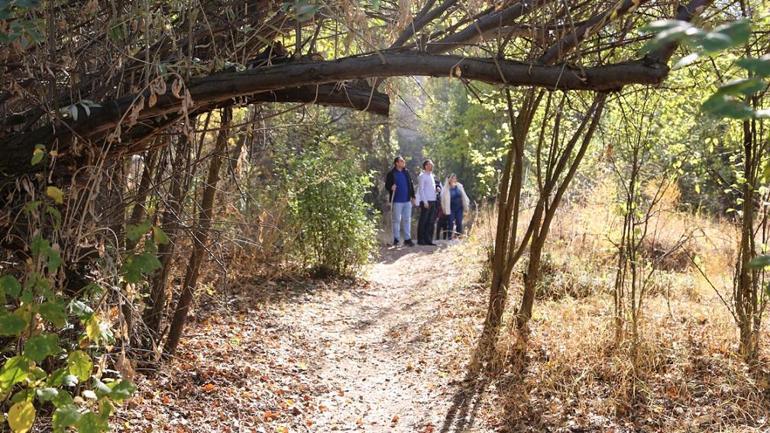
[422, 159, 433, 169]
[393, 156, 404, 166]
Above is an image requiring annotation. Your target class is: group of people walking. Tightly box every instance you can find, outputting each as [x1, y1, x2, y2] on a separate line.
[385, 156, 470, 247]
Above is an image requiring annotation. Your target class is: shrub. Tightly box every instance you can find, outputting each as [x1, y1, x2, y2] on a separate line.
[0, 203, 151, 432]
[283, 147, 378, 276]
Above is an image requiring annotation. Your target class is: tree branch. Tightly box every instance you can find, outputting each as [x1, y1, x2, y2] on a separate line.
[539, 0, 651, 64]
[426, 0, 551, 54]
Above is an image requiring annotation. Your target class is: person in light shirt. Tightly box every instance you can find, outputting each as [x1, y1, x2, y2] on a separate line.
[415, 159, 440, 246]
[440, 174, 470, 239]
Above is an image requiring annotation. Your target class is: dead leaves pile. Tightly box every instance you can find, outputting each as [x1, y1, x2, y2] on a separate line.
[115, 306, 324, 433]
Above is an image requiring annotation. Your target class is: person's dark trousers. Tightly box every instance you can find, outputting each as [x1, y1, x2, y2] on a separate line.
[418, 201, 437, 244]
[448, 207, 464, 237]
[438, 215, 449, 239]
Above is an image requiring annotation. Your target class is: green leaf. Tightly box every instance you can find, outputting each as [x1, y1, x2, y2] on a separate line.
[23, 333, 60, 362]
[125, 221, 152, 243]
[748, 255, 770, 268]
[39, 301, 68, 328]
[46, 206, 62, 229]
[30, 236, 49, 260]
[98, 399, 114, 418]
[52, 404, 81, 431]
[673, 52, 700, 70]
[51, 389, 73, 407]
[8, 400, 35, 433]
[92, 378, 112, 398]
[0, 357, 30, 391]
[713, 19, 751, 48]
[0, 275, 22, 299]
[61, 374, 79, 387]
[152, 226, 169, 245]
[715, 78, 766, 96]
[46, 368, 67, 387]
[0, 312, 27, 336]
[20, 289, 33, 304]
[75, 411, 108, 433]
[46, 186, 64, 204]
[640, 19, 689, 33]
[35, 387, 59, 402]
[699, 32, 733, 52]
[107, 379, 136, 403]
[47, 246, 62, 273]
[736, 56, 770, 77]
[10, 389, 33, 404]
[21, 200, 40, 214]
[27, 366, 46, 381]
[122, 252, 161, 283]
[67, 350, 92, 381]
[640, 23, 700, 54]
[69, 300, 93, 319]
[702, 94, 755, 119]
[31, 144, 45, 166]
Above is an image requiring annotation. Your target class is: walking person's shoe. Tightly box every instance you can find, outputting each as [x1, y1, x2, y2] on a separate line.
[404, 239, 415, 247]
[393, 238, 400, 246]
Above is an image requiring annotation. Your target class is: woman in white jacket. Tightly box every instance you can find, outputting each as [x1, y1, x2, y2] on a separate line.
[440, 174, 470, 239]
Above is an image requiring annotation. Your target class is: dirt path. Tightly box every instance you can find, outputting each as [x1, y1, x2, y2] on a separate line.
[282, 243, 492, 432]
[118, 243, 494, 433]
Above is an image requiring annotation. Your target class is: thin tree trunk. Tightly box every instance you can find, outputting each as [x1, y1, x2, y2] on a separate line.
[122, 148, 159, 347]
[515, 94, 607, 333]
[164, 107, 232, 356]
[736, 118, 758, 361]
[142, 137, 190, 349]
[482, 89, 541, 345]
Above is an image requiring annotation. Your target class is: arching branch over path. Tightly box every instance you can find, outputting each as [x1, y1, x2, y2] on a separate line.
[0, 0, 712, 182]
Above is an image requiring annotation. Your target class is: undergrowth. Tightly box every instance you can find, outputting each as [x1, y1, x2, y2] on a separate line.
[464, 183, 769, 432]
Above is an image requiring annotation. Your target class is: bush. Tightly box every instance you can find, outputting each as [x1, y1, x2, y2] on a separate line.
[283, 147, 378, 276]
[0, 202, 146, 432]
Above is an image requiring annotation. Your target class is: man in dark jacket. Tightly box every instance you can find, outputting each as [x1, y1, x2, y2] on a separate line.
[384, 156, 416, 246]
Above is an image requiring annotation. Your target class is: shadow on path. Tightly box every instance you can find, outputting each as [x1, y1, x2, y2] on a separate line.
[439, 338, 489, 433]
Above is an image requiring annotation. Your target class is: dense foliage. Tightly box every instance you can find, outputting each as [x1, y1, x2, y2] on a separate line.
[282, 144, 378, 277]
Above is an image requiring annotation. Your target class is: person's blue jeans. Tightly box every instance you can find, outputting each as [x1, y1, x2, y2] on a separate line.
[448, 207, 464, 237]
[392, 201, 412, 241]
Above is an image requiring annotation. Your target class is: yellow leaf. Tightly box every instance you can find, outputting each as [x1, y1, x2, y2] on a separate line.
[8, 401, 35, 433]
[85, 315, 101, 343]
[45, 186, 64, 204]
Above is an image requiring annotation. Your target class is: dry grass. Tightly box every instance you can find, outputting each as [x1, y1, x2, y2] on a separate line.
[463, 181, 770, 432]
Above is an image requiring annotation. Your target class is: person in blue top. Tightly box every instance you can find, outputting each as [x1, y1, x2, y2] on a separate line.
[384, 156, 416, 246]
[440, 174, 470, 239]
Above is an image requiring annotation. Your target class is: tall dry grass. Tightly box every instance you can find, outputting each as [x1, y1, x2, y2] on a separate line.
[463, 180, 770, 432]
